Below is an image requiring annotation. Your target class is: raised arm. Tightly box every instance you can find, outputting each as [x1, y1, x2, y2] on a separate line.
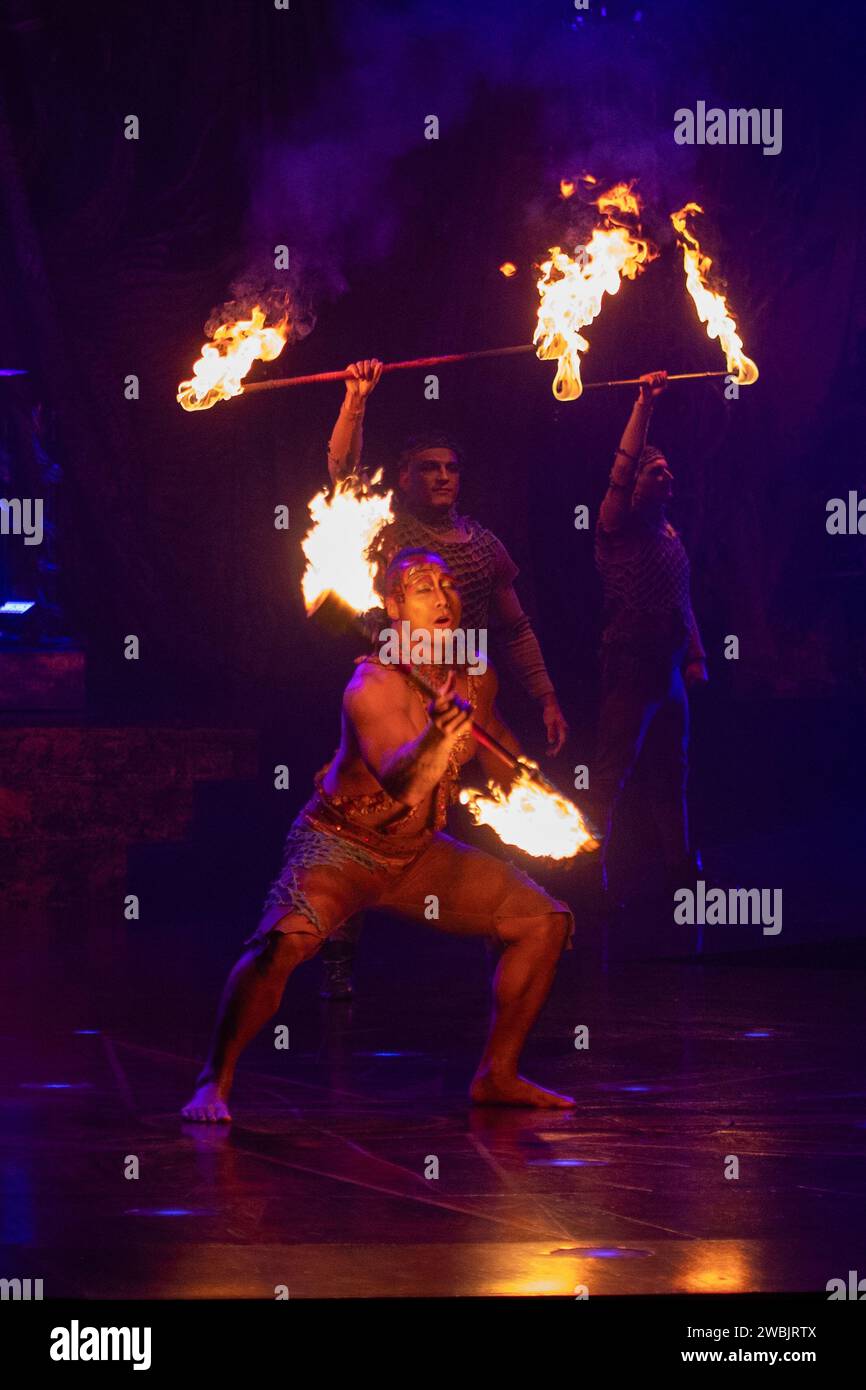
[598, 370, 667, 532]
[345, 667, 471, 807]
[326, 358, 383, 486]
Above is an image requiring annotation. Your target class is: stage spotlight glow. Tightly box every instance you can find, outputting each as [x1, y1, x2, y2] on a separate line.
[125, 1208, 215, 1217]
[19, 1082, 93, 1090]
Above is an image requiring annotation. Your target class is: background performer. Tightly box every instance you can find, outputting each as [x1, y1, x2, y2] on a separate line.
[590, 370, 708, 900]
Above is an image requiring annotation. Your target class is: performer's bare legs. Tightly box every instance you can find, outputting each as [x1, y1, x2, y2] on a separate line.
[469, 912, 573, 1107]
[182, 930, 317, 1122]
[182, 908, 572, 1121]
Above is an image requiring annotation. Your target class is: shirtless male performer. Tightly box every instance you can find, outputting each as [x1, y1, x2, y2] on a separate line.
[591, 370, 708, 893]
[181, 548, 578, 1122]
[320, 357, 569, 996]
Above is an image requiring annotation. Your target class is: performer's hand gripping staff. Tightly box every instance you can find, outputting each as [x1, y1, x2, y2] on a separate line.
[308, 588, 600, 860]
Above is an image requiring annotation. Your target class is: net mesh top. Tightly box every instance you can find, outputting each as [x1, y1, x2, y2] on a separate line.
[369, 509, 517, 631]
[595, 518, 692, 650]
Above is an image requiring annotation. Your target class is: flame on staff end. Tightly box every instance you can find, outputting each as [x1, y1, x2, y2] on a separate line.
[596, 181, 642, 220]
[177, 306, 289, 412]
[499, 261, 518, 277]
[460, 763, 594, 860]
[670, 203, 758, 386]
[534, 181, 656, 401]
[301, 472, 394, 616]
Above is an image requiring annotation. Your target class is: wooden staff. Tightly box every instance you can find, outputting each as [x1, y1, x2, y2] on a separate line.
[243, 348, 731, 395]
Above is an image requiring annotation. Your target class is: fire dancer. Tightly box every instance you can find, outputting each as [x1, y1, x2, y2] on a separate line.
[590, 370, 708, 893]
[181, 549, 575, 1122]
[320, 357, 568, 995]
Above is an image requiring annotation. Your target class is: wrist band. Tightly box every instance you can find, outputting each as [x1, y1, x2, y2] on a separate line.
[614, 446, 639, 463]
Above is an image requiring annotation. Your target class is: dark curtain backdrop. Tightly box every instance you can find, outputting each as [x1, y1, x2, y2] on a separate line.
[0, 0, 864, 737]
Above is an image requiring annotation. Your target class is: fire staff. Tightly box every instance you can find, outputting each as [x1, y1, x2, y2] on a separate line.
[181, 549, 575, 1123]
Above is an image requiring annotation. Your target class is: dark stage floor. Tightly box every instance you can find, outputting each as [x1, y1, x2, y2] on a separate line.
[3, 902, 865, 1300]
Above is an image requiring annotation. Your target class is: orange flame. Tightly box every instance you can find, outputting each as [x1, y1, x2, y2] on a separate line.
[499, 261, 518, 278]
[596, 181, 642, 220]
[670, 204, 758, 386]
[460, 763, 596, 860]
[534, 182, 656, 400]
[301, 472, 394, 616]
[559, 178, 576, 199]
[177, 306, 288, 412]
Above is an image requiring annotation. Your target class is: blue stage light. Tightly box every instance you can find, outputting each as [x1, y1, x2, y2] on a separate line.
[125, 1208, 214, 1217]
[19, 1082, 93, 1090]
[527, 1158, 608, 1167]
[353, 1050, 424, 1057]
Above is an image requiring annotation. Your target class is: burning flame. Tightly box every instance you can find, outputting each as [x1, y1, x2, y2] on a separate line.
[177, 306, 288, 412]
[559, 178, 576, 199]
[596, 181, 642, 220]
[499, 261, 517, 278]
[301, 472, 394, 616]
[460, 763, 595, 860]
[670, 203, 758, 386]
[534, 182, 655, 400]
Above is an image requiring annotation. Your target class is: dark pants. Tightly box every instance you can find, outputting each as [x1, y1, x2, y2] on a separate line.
[588, 644, 690, 873]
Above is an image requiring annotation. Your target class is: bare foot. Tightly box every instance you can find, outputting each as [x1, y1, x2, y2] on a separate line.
[181, 1081, 232, 1123]
[469, 1071, 576, 1108]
